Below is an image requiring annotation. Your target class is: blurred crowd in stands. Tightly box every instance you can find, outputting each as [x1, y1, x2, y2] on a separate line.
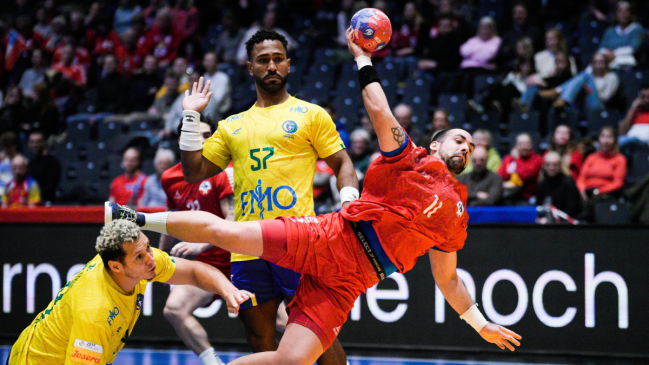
[1, 0, 649, 224]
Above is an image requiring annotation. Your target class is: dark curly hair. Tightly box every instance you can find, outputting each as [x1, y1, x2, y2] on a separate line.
[245, 29, 288, 61]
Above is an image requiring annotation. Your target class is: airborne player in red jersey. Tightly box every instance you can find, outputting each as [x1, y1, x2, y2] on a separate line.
[106, 29, 522, 365]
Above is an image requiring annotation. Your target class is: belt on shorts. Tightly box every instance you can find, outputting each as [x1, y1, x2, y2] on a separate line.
[349, 220, 397, 281]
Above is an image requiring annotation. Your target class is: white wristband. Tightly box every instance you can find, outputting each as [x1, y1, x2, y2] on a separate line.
[340, 186, 360, 205]
[179, 110, 203, 151]
[355, 55, 372, 70]
[459, 304, 489, 332]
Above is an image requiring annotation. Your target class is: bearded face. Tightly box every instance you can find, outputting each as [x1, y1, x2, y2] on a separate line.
[254, 71, 289, 94]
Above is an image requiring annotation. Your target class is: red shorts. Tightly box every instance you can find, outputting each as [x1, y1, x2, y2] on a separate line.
[196, 247, 231, 301]
[259, 213, 380, 350]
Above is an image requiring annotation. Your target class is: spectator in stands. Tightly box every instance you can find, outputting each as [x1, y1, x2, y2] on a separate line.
[529, 29, 578, 84]
[496, 2, 542, 68]
[96, 54, 130, 113]
[115, 28, 147, 77]
[143, 0, 169, 29]
[539, 51, 619, 113]
[0, 132, 19, 190]
[468, 57, 535, 121]
[42, 15, 66, 55]
[349, 129, 373, 181]
[50, 43, 87, 97]
[535, 151, 582, 221]
[0, 86, 30, 135]
[520, 52, 574, 110]
[215, 10, 246, 65]
[201, 52, 231, 121]
[498, 132, 543, 203]
[26, 129, 60, 205]
[146, 8, 182, 68]
[31, 83, 61, 138]
[320, 102, 350, 148]
[68, 11, 87, 44]
[109, 147, 147, 206]
[460, 16, 501, 99]
[177, 37, 203, 69]
[140, 148, 175, 207]
[313, 158, 335, 212]
[130, 55, 163, 111]
[463, 129, 501, 174]
[236, 10, 298, 66]
[423, 108, 450, 152]
[155, 57, 189, 99]
[52, 35, 92, 68]
[33, 7, 52, 39]
[619, 82, 649, 155]
[458, 146, 503, 206]
[359, 112, 379, 152]
[417, 15, 463, 96]
[171, 0, 199, 39]
[1, 154, 40, 207]
[87, 16, 121, 57]
[18, 48, 47, 99]
[545, 125, 583, 181]
[577, 126, 627, 221]
[391, 2, 423, 57]
[394, 103, 425, 147]
[335, 0, 355, 47]
[113, 0, 142, 36]
[5, 15, 45, 77]
[598, 1, 645, 70]
[149, 69, 180, 119]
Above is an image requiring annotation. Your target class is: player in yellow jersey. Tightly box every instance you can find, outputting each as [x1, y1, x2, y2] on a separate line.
[176, 30, 357, 364]
[7, 220, 253, 365]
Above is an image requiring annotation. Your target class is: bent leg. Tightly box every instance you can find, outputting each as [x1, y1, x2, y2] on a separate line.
[165, 211, 264, 257]
[317, 338, 347, 365]
[227, 323, 323, 365]
[163, 285, 215, 355]
[559, 71, 587, 104]
[239, 298, 283, 352]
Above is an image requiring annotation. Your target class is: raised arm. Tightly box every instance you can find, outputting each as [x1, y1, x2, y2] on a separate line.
[165, 257, 254, 315]
[346, 29, 405, 153]
[429, 248, 522, 351]
[180, 77, 223, 182]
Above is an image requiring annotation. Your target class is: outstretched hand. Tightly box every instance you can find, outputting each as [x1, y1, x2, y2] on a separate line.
[170, 242, 211, 257]
[479, 323, 522, 351]
[346, 27, 372, 60]
[224, 290, 255, 315]
[182, 76, 213, 112]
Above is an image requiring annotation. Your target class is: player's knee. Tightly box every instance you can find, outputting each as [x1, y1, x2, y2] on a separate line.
[163, 300, 185, 321]
[274, 350, 312, 365]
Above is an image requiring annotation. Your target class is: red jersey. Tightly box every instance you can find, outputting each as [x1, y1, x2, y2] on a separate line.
[110, 172, 147, 206]
[144, 26, 181, 62]
[341, 142, 469, 274]
[161, 163, 234, 265]
[51, 63, 87, 86]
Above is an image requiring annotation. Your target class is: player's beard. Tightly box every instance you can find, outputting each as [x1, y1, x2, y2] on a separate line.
[440, 150, 466, 176]
[254, 72, 288, 94]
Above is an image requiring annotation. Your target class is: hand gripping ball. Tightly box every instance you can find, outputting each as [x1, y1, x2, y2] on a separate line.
[350, 8, 392, 52]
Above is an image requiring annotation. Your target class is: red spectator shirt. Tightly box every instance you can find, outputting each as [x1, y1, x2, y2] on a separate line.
[576, 151, 627, 194]
[52, 46, 91, 67]
[114, 44, 148, 77]
[632, 109, 649, 125]
[86, 29, 122, 56]
[110, 171, 147, 205]
[161, 163, 234, 265]
[313, 159, 334, 199]
[498, 152, 544, 199]
[144, 26, 182, 63]
[341, 142, 469, 274]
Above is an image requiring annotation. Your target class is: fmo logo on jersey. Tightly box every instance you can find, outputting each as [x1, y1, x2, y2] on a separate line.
[240, 179, 297, 219]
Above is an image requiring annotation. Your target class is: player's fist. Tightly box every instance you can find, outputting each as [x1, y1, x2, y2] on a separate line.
[346, 28, 372, 60]
[224, 290, 255, 315]
[479, 323, 522, 351]
[182, 76, 213, 112]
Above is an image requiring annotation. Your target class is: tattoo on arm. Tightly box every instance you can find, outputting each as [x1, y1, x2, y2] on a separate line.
[226, 195, 235, 221]
[391, 127, 406, 145]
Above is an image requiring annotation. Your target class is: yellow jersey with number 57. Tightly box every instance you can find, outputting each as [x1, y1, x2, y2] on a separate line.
[203, 96, 344, 262]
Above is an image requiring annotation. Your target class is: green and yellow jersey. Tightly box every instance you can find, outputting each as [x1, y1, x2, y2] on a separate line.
[9, 248, 176, 365]
[203, 96, 344, 262]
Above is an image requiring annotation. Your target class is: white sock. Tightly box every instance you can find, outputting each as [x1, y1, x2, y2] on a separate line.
[142, 212, 170, 235]
[199, 347, 224, 365]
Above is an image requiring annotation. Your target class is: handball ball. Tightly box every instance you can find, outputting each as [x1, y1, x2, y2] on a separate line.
[350, 8, 392, 52]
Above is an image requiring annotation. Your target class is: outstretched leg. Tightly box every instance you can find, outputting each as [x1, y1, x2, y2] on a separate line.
[105, 202, 263, 257]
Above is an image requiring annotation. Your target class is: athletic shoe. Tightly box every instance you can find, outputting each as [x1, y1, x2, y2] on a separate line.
[104, 202, 145, 226]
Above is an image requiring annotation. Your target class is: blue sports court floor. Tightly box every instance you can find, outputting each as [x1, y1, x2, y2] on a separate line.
[0, 345, 561, 365]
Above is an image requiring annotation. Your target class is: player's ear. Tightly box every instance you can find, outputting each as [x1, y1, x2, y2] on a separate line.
[108, 260, 123, 273]
[429, 141, 440, 155]
[247, 61, 253, 76]
[287, 57, 291, 73]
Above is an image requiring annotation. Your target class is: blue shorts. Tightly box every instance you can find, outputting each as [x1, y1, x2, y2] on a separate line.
[231, 259, 301, 309]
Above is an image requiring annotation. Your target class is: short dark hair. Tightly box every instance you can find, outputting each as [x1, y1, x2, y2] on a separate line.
[1, 131, 18, 148]
[245, 29, 288, 61]
[431, 129, 450, 144]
